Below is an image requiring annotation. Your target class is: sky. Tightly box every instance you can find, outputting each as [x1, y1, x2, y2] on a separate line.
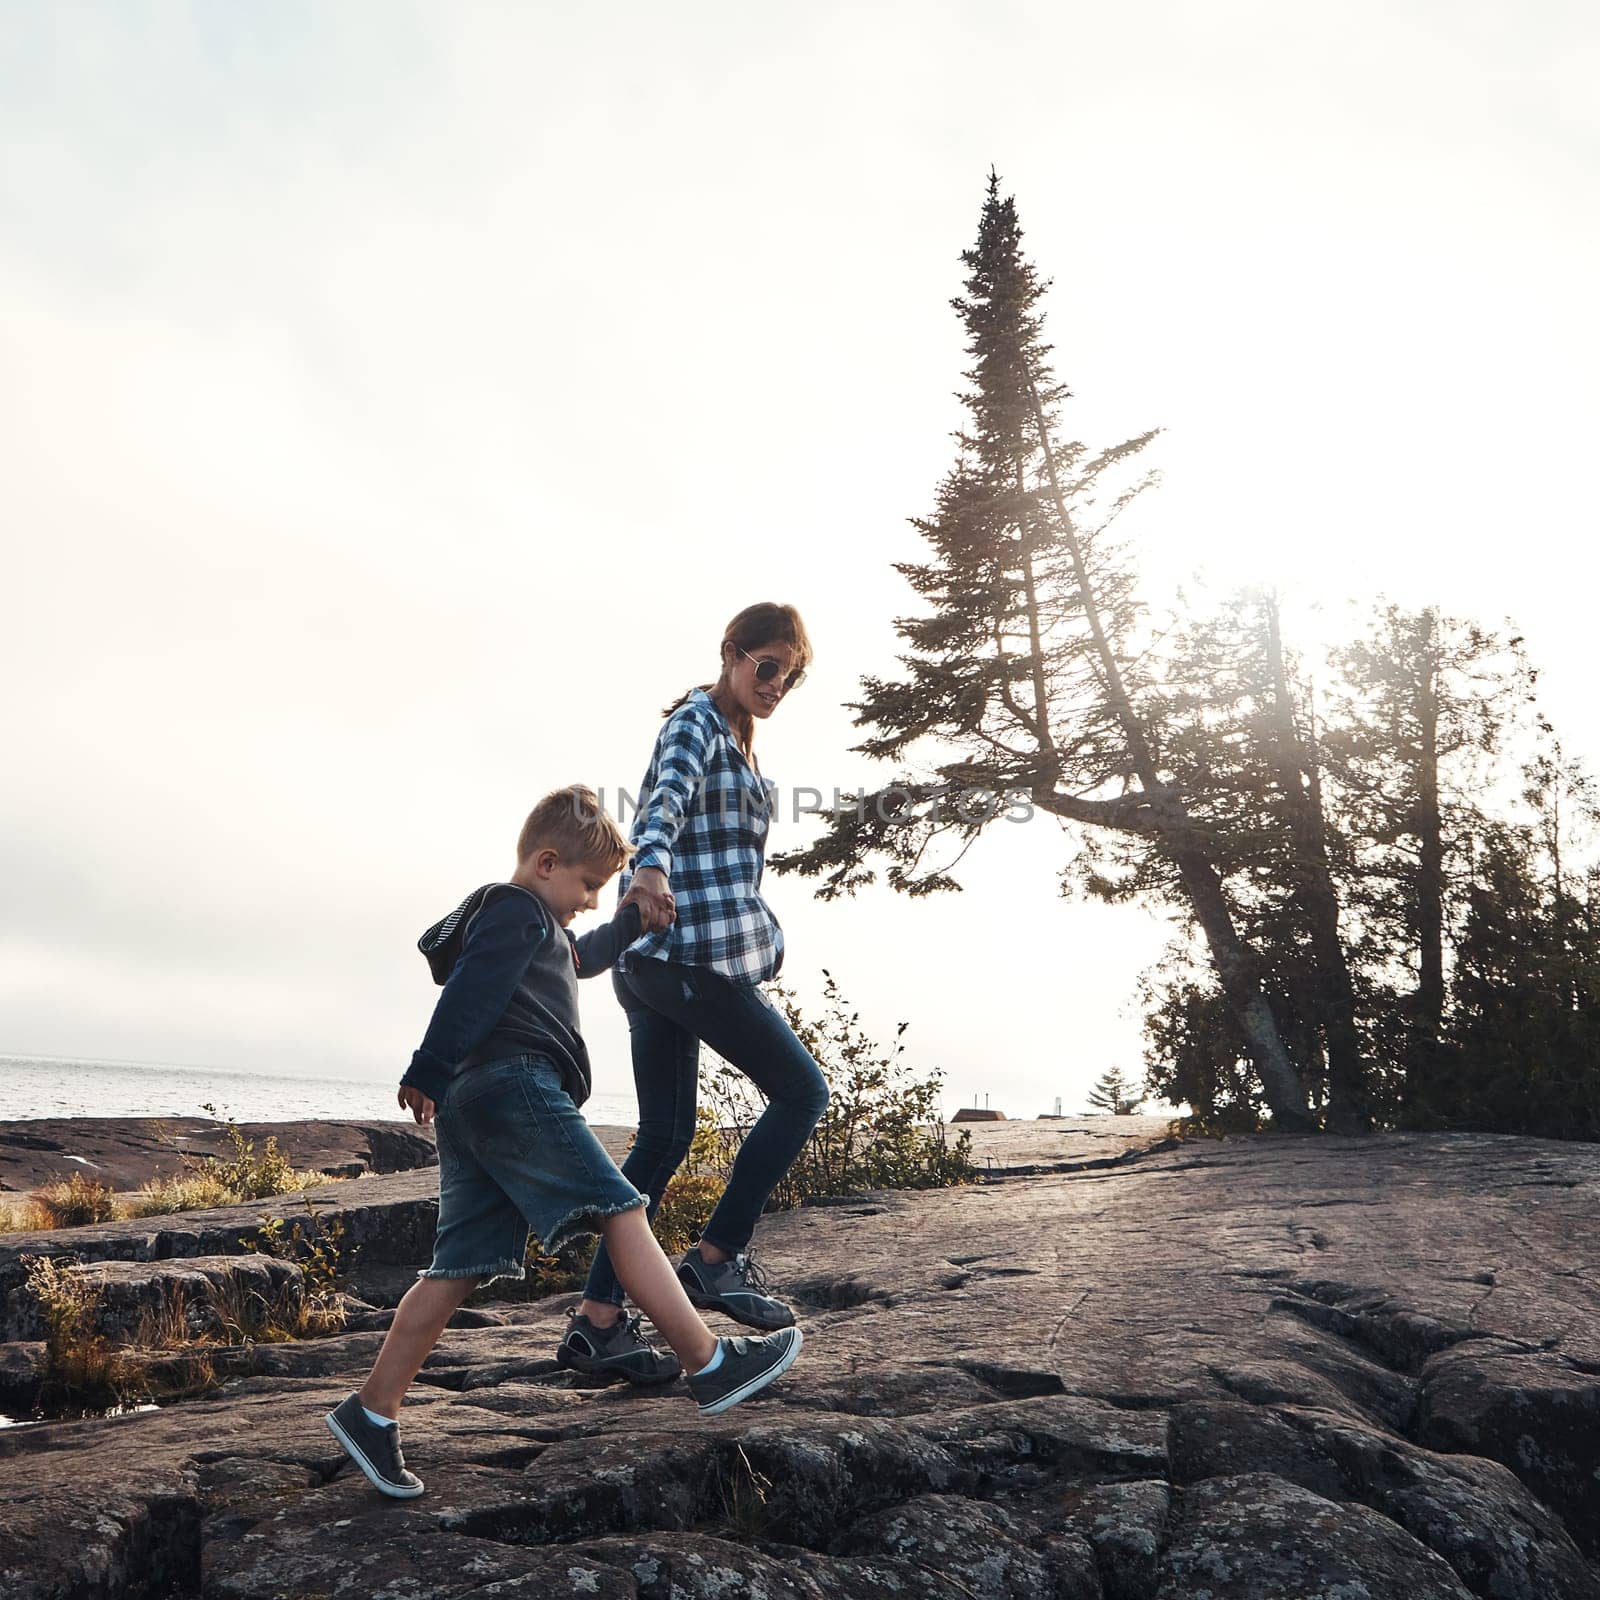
[3, 1, 1597, 1119]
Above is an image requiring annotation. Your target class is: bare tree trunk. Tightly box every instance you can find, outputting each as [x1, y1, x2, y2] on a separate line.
[1263, 598, 1371, 1133]
[1018, 373, 1312, 1129]
[1410, 620, 1445, 1117]
[1170, 845, 1318, 1129]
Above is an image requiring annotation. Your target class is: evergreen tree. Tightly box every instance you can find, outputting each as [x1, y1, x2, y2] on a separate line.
[1072, 588, 1371, 1128]
[1086, 1065, 1145, 1115]
[1138, 601, 1600, 1138]
[1319, 607, 1529, 1118]
[772, 173, 1315, 1130]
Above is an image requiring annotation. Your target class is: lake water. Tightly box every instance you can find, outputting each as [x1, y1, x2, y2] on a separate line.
[0, 1054, 640, 1127]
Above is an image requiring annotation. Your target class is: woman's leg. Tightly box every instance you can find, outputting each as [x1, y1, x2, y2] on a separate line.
[622, 960, 829, 1259]
[576, 965, 701, 1320]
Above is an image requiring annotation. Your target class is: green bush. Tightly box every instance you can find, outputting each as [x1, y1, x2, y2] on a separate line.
[651, 1173, 725, 1255]
[697, 972, 975, 1208]
[197, 1104, 321, 1202]
[244, 1196, 353, 1335]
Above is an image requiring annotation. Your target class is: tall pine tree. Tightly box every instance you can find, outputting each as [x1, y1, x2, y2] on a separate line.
[773, 173, 1315, 1129]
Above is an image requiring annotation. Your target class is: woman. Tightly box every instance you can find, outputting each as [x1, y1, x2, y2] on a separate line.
[556, 602, 828, 1385]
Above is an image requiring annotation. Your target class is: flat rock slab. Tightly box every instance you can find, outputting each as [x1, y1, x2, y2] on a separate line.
[954, 1113, 1174, 1172]
[0, 1130, 1597, 1600]
[0, 1117, 443, 1193]
[0, 1169, 446, 1338]
[0, 1115, 1159, 1196]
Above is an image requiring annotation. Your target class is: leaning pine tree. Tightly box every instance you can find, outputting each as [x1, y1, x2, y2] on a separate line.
[772, 172, 1315, 1130]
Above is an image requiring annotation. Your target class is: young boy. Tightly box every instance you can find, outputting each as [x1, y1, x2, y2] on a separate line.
[325, 785, 802, 1499]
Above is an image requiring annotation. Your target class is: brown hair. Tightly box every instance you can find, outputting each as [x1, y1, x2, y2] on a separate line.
[516, 784, 634, 871]
[663, 602, 814, 718]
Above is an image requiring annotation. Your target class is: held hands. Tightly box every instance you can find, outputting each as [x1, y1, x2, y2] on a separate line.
[398, 1085, 437, 1125]
[622, 866, 677, 934]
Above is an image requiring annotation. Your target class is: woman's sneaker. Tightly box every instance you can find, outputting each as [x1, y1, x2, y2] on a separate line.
[325, 1393, 425, 1498]
[687, 1327, 804, 1415]
[677, 1246, 796, 1331]
[557, 1308, 683, 1385]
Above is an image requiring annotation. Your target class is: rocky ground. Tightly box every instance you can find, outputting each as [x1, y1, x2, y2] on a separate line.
[0, 1118, 442, 1193]
[1, 1126, 1597, 1598]
[0, 1113, 1165, 1196]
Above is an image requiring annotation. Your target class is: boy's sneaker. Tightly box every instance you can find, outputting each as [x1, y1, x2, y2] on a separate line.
[556, 1308, 682, 1385]
[677, 1245, 796, 1331]
[325, 1392, 425, 1499]
[687, 1327, 804, 1416]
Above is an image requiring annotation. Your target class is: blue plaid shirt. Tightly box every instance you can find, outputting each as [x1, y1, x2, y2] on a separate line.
[619, 688, 784, 985]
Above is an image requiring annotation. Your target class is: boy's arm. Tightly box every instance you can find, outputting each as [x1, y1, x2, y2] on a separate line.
[400, 892, 548, 1104]
[572, 899, 645, 978]
[630, 706, 715, 879]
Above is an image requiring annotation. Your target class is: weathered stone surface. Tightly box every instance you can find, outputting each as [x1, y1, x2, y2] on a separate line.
[0, 1116, 443, 1193]
[1053, 1479, 1170, 1600]
[919, 1394, 1169, 1483]
[838, 1492, 1073, 1597]
[731, 1416, 973, 1547]
[0, 1467, 201, 1600]
[15, 1255, 307, 1345]
[0, 1338, 48, 1413]
[571, 1532, 991, 1598]
[1154, 1473, 1476, 1599]
[1416, 1340, 1600, 1559]
[0, 1169, 442, 1336]
[206, 1505, 638, 1598]
[573, 1533, 831, 1599]
[1172, 1398, 1596, 1598]
[0, 1129, 1597, 1599]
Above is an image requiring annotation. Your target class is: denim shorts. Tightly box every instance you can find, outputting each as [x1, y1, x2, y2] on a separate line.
[422, 1053, 644, 1285]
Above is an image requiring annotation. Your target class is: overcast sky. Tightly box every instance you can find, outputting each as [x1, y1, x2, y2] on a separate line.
[3, 2, 1596, 1118]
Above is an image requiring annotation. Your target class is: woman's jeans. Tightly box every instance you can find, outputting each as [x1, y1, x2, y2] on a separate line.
[582, 958, 830, 1307]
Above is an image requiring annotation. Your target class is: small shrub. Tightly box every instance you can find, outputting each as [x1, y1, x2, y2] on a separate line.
[128, 1107, 332, 1217]
[651, 1173, 725, 1257]
[697, 972, 977, 1208]
[474, 1230, 591, 1303]
[244, 1196, 353, 1335]
[31, 1174, 120, 1229]
[206, 1270, 303, 1346]
[713, 1444, 777, 1540]
[23, 1255, 138, 1409]
[198, 1103, 322, 1203]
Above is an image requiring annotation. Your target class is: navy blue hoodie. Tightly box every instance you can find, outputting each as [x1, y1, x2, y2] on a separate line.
[399, 884, 642, 1108]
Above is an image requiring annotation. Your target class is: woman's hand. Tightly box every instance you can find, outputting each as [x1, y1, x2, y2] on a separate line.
[623, 866, 676, 933]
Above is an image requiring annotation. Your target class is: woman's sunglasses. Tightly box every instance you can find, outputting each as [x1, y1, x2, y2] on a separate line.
[739, 647, 806, 692]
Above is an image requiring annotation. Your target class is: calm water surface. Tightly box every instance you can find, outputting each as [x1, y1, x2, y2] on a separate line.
[0, 1054, 639, 1126]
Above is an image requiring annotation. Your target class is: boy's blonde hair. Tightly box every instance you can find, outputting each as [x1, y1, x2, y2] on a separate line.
[516, 785, 634, 871]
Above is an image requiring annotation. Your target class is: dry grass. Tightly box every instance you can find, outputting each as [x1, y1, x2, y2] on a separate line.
[0, 1155, 335, 1235]
[23, 1255, 138, 1408]
[0, 1197, 42, 1234]
[123, 1168, 239, 1218]
[9, 1171, 120, 1228]
[20, 1242, 348, 1414]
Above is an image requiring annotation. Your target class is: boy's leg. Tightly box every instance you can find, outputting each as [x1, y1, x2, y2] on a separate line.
[599, 1205, 716, 1372]
[576, 968, 700, 1326]
[358, 1273, 483, 1418]
[327, 1272, 485, 1499]
[604, 1204, 804, 1416]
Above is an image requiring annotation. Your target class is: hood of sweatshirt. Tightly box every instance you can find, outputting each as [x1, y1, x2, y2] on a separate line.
[417, 882, 550, 986]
